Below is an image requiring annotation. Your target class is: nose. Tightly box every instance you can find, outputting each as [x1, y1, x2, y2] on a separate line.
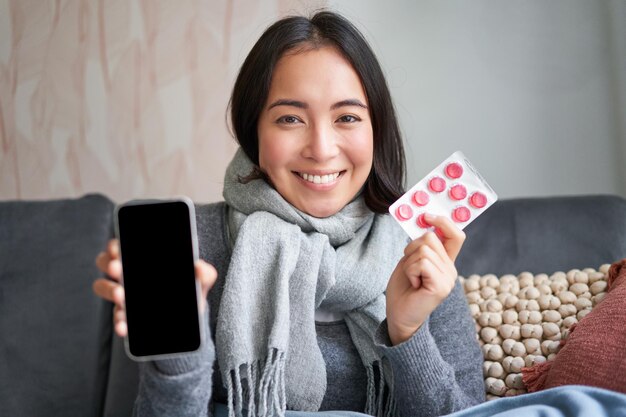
[302, 123, 340, 162]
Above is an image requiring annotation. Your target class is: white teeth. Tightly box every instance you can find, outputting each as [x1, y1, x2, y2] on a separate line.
[300, 172, 340, 184]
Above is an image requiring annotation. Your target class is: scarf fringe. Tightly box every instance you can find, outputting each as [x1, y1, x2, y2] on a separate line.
[226, 354, 394, 417]
[364, 361, 395, 417]
[225, 348, 286, 417]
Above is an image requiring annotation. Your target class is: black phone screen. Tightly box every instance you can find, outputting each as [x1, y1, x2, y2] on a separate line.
[117, 200, 201, 358]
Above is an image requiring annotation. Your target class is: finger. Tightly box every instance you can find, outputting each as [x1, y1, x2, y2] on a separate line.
[407, 256, 452, 294]
[422, 214, 466, 261]
[114, 305, 127, 324]
[107, 239, 120, 259]
[413, 239, 447, 269]
[403, 257, 440, 289]
[95, 251, 110, 273]
[404, 240, 459, 295]
[195, 260, 217, 294]
[404, 233, 431, 256]
[418, 233, 460, 281]
[404, 232, 446, 264]
[106, 259, 123, 281]
[92, 278, 125, 305]
[113, 305, 128, 337]
[420, 232, 449, 263]
[95, 251, 122, 281]
[115, 320, 128, 337]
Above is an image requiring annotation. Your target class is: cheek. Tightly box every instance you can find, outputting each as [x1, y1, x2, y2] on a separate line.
[350, 127, 374, 171]
[258, 134, 289, 175]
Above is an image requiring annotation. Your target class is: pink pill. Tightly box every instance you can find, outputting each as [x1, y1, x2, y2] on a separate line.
[445, 162, 463, 179]
[395, 204, 413, 221]
[416, 213, 430, 228]
[412, 190, 430, 206]
[452, 206, 471, 223]
[449, 184, 467, 201]
[428, 177, 446, 193]
[469, 191, 488, 209]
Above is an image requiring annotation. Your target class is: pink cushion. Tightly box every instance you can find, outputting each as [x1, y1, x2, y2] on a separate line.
[522, 259, 626, 393]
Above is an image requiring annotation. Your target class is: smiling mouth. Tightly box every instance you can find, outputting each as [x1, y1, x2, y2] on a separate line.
[295, 171, 344, 184]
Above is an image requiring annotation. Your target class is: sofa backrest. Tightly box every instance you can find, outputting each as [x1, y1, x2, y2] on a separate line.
[3, 193, 626, 417]
[457, 195, 626, 276]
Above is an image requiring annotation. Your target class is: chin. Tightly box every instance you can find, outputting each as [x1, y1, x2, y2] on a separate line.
[300, 203, 343, 219]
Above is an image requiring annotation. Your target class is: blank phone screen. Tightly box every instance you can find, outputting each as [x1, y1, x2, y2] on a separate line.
[117, 201, 201, 358]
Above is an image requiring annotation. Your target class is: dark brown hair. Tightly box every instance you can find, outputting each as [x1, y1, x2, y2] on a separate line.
[229, 11, 406, 213]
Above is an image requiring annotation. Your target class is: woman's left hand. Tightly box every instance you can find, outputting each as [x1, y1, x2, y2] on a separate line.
[386, 213, 466, 345]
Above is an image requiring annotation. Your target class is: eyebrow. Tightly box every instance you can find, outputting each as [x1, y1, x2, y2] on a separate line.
[268, 99, 307, 110]
[331, 99, 368, 110]
[267, 98, 368, 111]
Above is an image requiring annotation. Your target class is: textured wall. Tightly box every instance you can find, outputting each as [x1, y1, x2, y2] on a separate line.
[0, 0, 326, 202]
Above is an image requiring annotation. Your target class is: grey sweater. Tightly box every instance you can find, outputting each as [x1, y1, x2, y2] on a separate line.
[133, 203, 485, 417]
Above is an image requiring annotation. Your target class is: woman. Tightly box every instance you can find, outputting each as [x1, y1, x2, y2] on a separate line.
[93, 10, 484, 417]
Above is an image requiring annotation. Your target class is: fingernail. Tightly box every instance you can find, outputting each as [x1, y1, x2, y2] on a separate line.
[116, 321, 128, 337]
[424, 213, 437, 221]
[113, 286, 124, 301]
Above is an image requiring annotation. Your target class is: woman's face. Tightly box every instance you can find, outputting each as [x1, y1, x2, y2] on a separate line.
[257, 46, 374, 218]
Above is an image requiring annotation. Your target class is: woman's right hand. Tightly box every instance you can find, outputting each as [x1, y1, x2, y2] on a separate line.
[92, 239, 217, 338]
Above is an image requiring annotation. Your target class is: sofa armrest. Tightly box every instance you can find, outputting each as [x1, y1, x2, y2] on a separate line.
[0, 194, 115, 417]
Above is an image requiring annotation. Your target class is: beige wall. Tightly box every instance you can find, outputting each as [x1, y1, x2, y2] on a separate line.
[0, 0, 326, 202]
[331, 0, 626, 199]
[3, 1, 625, 202]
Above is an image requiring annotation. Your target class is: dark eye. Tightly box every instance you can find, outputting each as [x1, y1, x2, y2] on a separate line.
[337, 114, 360, 123]
[277, 115, 301, 124]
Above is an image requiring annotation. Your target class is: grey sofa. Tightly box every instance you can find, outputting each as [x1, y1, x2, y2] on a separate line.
[1, 193, 626, 417]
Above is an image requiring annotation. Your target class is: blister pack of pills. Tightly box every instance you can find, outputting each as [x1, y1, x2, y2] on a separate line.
[389, 151, 497, 240]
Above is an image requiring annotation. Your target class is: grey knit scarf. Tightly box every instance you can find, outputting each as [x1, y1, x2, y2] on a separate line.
[217, 149, 407, 417]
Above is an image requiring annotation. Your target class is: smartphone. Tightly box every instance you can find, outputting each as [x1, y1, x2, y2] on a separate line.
[115, 198, 203, 361]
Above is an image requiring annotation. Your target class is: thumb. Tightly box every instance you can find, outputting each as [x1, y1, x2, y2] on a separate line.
[422, 213, 465, 261]
[195, 260, 217, 301]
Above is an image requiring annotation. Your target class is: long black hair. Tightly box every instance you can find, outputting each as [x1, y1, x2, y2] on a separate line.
[229, 10, 406, 213]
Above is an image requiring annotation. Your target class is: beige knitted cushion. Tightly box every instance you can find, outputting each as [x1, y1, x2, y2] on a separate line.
[461, 265, 610, 400]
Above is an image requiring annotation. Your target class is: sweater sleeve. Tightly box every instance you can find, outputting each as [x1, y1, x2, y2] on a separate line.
[375, 280, 485, 417]
[132, 308, 215, 417]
